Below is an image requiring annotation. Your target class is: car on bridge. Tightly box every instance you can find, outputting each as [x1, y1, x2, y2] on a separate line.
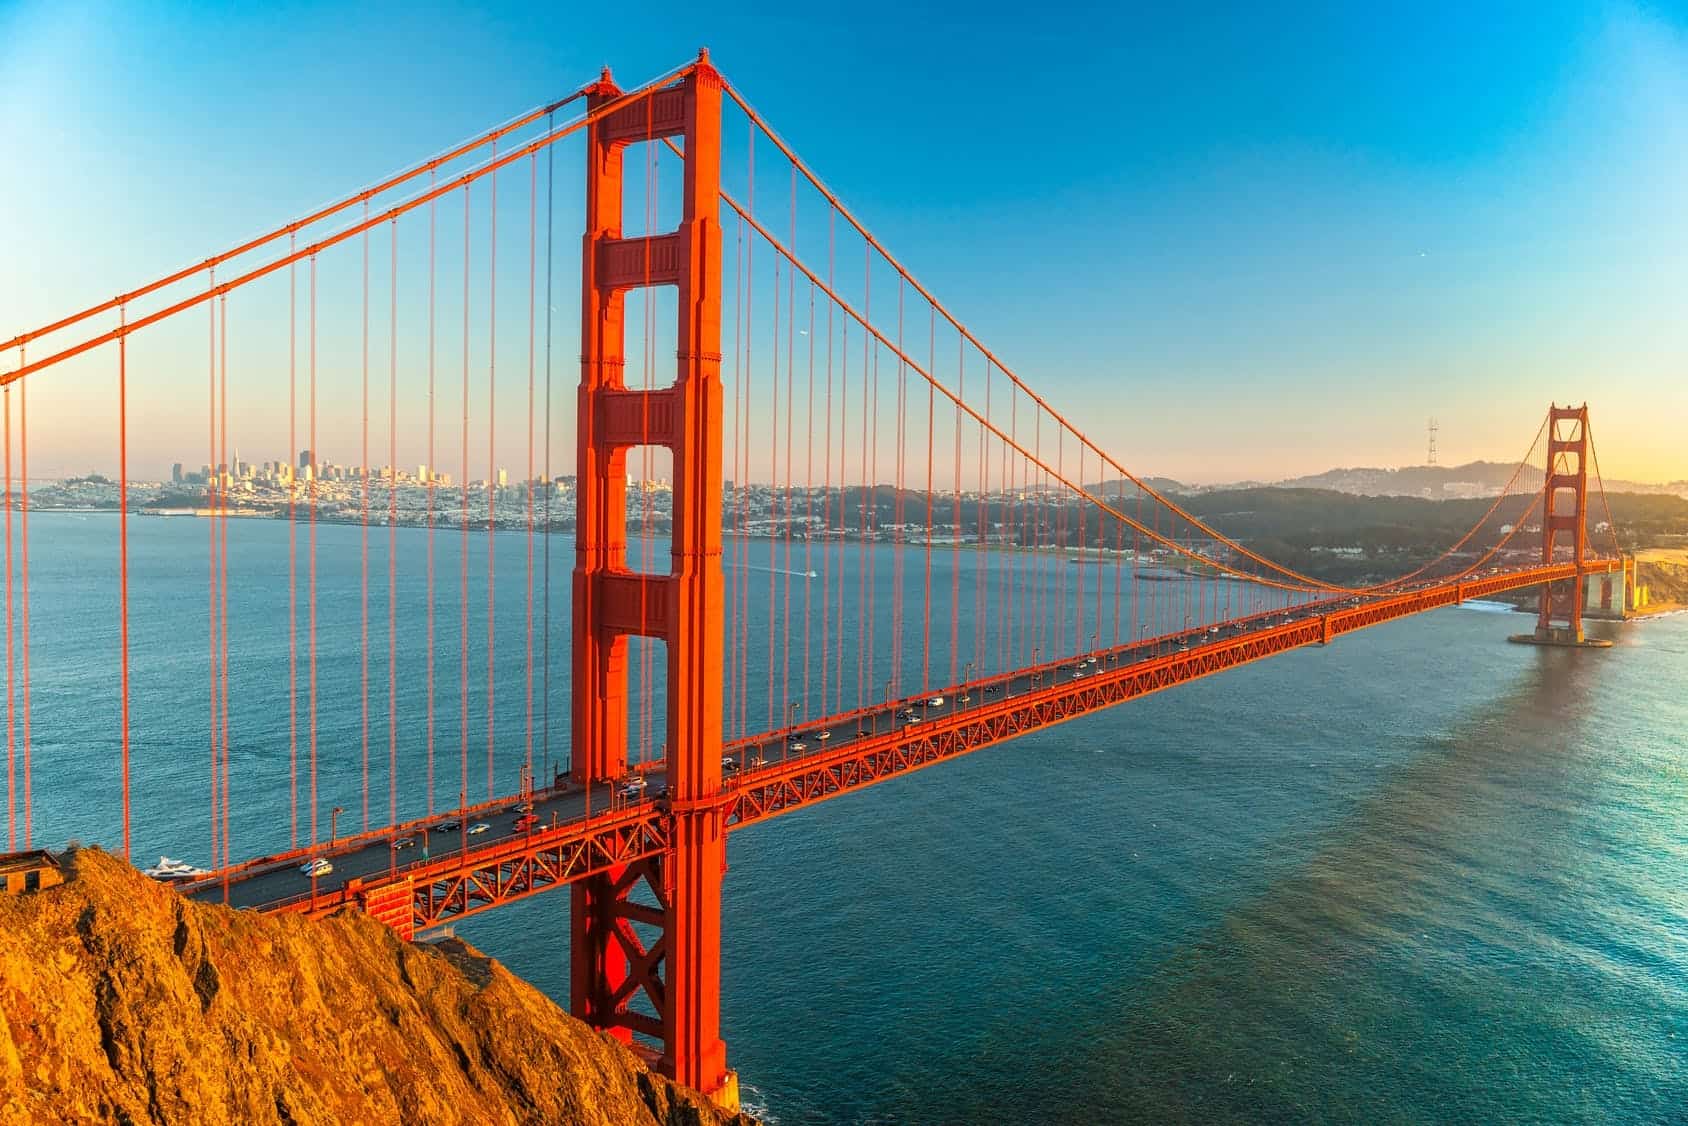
[619, 778, 648, 798]
[514, 814, 539, 831]
[435, 819, 461, 833]
[300, 857, 332, 878]
[467, 822, 491, 836]
[393, 836, 417, 850]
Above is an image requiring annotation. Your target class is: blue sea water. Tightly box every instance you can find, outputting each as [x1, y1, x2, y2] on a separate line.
[12, 513, 1687, 1123]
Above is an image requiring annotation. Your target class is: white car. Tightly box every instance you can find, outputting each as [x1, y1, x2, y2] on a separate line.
[926, 696, 945, 707]
[300, 857, 333, 878]
[619, 778, 648, 798]
[787, 741, 807, 752]
[467, 822, 491, 836]
[813, 730, 832, 742]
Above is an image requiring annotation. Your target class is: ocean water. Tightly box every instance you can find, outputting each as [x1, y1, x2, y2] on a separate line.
[11, 513, 1686, 1123]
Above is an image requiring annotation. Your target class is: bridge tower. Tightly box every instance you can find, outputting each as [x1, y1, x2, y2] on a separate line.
[571, 54, 733, 1106]
[1535, 404, 1590, 643]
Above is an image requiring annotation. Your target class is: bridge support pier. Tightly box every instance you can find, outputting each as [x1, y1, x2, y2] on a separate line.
[1509, 404, 1611, 649]
[570, 54, 736, 1108]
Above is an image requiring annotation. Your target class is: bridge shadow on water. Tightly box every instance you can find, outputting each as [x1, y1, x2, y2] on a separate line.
[997, 618, 1684, 1126]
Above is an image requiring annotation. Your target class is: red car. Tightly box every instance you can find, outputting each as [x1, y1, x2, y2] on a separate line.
[514, 813, 539, 831]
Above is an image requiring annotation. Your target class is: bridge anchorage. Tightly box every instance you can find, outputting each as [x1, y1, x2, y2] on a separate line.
[2, 44, 1639, 1118]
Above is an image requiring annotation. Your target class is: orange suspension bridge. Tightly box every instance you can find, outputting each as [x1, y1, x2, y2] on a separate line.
[0, 52, 1631, 1107]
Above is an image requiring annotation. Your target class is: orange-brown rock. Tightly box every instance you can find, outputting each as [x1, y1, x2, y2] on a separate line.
[0, 849, 754, 1126]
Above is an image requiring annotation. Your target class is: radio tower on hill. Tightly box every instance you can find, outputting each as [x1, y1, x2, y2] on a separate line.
[1427, 417, 1439, 466]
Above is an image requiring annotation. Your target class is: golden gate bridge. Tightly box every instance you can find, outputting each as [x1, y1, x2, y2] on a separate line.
[0, 52, 1630, 1108]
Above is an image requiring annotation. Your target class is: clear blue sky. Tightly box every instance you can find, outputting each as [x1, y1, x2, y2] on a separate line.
[3, 1, 1684, 483]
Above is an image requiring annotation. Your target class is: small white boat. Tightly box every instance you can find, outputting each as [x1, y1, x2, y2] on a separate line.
[142, 855, 209, 880]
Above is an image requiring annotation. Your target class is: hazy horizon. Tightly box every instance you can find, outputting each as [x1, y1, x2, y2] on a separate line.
[4, 2, 1685, 486]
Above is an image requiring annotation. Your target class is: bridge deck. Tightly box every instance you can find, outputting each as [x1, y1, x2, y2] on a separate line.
[181, 559, 1617, 932]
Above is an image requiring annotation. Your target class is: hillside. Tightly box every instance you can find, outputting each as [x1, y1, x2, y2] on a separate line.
[0, 849, 753, 1126]
[1273, 461, 1688, 500]
[1092, 465, 1688, 501]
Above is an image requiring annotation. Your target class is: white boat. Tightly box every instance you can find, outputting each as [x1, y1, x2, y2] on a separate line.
[142, 855, 209, 880]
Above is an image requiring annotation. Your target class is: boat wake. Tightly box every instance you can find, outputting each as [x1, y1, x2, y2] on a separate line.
[743, 565, 818, 579]
[1458, 599, 1519, 615]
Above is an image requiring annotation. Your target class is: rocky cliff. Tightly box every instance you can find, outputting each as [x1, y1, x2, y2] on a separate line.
[0, 849, 754, 1126]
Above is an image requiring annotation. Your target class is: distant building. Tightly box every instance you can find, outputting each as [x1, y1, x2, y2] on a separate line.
[171, 462, 184, 484]
[496, 468, 509, 490]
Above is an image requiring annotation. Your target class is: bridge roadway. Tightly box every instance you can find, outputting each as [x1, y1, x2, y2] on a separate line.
[181, 558, 1618, 928]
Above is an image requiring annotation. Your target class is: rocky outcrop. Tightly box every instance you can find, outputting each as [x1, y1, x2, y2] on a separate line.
[0, 849, 753, 1126]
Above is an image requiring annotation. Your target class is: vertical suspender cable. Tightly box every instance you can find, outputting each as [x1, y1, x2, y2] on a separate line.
[4, 385, 13, 853]
[835, 290, 849, 713]
[221, 295, 234, 871]
[288, 240, 298, 848]
[782, 167, 795, 732]
[768, 220, 780, 733]
[361, 206, 372, 832]
[309, 257, 319, 846]
[729, 216, 742, 740]
[206, 280, 219, 867]
[427, 174, 438, 812]
[835, 306, 848, 712]
[742, 123, 755, 739]
[115, 311, 130, 858]
[460, 187, 470, 815]
[487, 148, 498, 802]
[950, 328, 960, 687]
[18, 366, 30, 850]
[803, 278, 815, 721]
[1076, 442, 1085, 654]
[218, 295, 231, 869]
[525, 151, 536, 792]
[542, 119, 554, 781]
[922, 307, 934, 692]
[863, 251, 876, 708]
[820, 214, 833, 715]
[389, 217, 399, 826]
[892, 279, 904, 696]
